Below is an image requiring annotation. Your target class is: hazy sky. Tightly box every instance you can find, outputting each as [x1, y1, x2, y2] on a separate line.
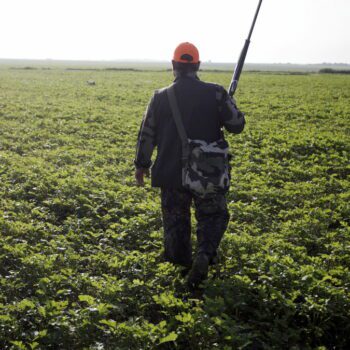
[1, 0, 349, 63]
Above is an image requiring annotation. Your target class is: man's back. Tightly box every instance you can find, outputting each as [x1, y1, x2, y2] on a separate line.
[136, 74, 244, 188]
[151, 75, 225, 187]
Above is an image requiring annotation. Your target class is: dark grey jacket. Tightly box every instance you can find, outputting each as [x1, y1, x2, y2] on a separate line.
[135, 74, 245, 188]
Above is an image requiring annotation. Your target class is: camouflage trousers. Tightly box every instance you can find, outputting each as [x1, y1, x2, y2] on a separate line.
[161, 188, 229, 267]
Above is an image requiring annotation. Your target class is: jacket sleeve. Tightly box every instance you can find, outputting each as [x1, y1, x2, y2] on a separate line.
[216, 85, 245, 134]
[134, 94, 157, 169]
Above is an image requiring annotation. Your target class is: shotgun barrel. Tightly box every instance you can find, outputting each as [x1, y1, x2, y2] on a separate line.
[228, 0, 263, 97]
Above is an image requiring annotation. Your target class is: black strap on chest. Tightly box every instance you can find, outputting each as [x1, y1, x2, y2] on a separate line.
[166, 85, 190, 162]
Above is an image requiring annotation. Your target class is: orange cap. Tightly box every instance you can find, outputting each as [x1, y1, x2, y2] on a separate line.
[173, 42, 200, 64]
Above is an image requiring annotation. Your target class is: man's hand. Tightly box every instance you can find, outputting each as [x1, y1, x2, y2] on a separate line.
[135, 168, 150, 186]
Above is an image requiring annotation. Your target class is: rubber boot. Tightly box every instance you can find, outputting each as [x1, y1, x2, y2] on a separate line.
[187, 253, 209, 289]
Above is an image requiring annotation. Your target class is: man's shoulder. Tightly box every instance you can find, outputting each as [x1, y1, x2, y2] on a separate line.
[147, 86, 170, 111]
[197, 80, 227, 95]
[204, 81, 226, 92]
[198, 81, 228, 102]
[199, 80, 223, 89]
[154, 86, 169, 95]
[151, 86, 170, 102]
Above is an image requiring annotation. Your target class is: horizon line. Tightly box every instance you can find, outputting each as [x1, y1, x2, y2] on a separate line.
[0, 58, 350, 66]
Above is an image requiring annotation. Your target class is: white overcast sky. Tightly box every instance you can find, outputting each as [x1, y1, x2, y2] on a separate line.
[1, 0, 349, 63]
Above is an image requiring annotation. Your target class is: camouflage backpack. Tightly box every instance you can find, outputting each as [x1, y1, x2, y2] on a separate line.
[167, 85, 231, 198]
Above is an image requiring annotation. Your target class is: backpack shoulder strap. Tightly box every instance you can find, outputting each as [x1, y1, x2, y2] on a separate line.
[166, 85, 189, 160]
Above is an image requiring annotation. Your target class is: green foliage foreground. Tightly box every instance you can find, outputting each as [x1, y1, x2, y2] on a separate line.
[0, 69, 349, 349]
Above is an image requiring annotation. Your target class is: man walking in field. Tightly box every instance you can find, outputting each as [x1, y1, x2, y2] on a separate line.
[134, 42, 245, 289]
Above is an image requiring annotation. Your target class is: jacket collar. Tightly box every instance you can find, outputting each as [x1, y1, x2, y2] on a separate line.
[173, 72, 200, 82]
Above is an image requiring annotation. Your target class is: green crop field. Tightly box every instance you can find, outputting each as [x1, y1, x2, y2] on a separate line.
[0, 68, 349, 349]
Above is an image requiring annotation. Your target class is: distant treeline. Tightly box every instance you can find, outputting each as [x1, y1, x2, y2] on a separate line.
[319, 68, 350, 74]
[66, 67, 143, 72]
[10, 66, 50, 70]
[7, 66, 350, 75]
